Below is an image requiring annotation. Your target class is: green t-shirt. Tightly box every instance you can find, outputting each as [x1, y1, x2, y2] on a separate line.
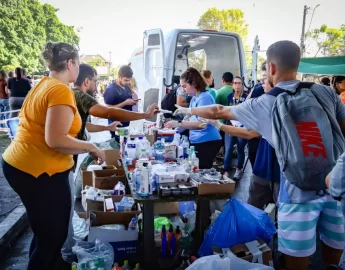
[216, 85, 233, 106]
[73, 88, 98, 140]
[206, 86, 217, 100]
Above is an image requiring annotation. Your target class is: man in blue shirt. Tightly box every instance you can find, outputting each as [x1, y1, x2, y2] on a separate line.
[104, 65, 137, 142]
[175, 41, 345, 270]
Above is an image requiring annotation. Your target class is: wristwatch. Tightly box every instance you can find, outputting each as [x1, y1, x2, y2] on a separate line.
[177, 119, 182, 127]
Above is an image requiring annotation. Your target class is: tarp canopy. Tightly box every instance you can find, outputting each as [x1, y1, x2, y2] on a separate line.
[298, 56, 345, 76]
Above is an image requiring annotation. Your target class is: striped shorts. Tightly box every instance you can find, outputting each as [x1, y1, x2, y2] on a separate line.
[278, 195, 345, 257]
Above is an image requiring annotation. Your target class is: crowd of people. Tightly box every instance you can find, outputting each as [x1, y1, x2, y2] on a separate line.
[1, 39, 345, 270]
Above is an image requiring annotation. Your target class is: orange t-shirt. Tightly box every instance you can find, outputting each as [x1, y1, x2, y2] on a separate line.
[3, 77, 82, 177]
[340, 92, 345, 104]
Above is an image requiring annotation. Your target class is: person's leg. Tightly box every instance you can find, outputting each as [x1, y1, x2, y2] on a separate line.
[61, 172, 76, 263]
[278, 199, 321, 270]
[319, 195, 344, 267]
[247, 174, 272, 210]
[247, 138, 260, 169]
[2, 160, 71, 269]
[236, 138, 247, 170]
[3, 98, 10, 123]
[193, 140, 221, 169]
[9, 97, 23, 117]
[0, 99, 5, 128]
[224, 134, 235, 172]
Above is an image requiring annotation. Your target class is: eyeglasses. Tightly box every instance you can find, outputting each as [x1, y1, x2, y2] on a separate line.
[88, 77, 98, 83]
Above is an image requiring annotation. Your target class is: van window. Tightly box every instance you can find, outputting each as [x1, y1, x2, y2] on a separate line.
[188, 49, 206, 71]
[175, 33, 242, 88]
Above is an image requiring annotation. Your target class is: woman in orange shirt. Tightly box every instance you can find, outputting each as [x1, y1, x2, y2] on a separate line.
[333, 76, 345, 103]
[1, 42, 105, 269]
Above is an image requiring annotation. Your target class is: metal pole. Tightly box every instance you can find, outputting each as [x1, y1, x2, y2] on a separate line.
[300, 5, 309, 57]
[251, 35, 259, 84]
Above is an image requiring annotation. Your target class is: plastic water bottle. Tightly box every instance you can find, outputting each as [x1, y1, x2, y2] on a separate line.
[181, 136, 190, 159]
[154, 138, 165, 163]
[148, 162, 153, 195]
[127, 138, 137, 159]
[139, 148, 148, 159]
[173, 131, 181, 146]
[135, 165, 142, 193]
[128, 217, 138, 231]
[136, 136, 145, 159]
[190, 151, 199, 171]
[143, 136, 152, 157]
[138, 164, 149, 197]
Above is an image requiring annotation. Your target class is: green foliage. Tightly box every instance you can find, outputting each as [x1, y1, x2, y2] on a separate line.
[86, 57, 107, 68]
[188, 50, 206, 72]
[306, 24, 345, 56]
[197, 8, 249, 42]
[0, 0, 79, 72]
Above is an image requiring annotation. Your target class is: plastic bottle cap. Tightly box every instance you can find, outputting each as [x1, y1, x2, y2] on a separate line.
[130, 138, 135, 140]
[131, 217, 136, 222]
[124, 260, 129, 266]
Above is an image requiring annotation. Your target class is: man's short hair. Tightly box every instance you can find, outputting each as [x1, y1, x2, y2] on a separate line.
[75, 64, 97, 86]
[222, 72, 234, 83]
[118, 65, 133, 78]
[266, 41, 301, 71]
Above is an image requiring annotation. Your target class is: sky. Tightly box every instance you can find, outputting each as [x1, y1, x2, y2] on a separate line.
[41, 0, 345, 66]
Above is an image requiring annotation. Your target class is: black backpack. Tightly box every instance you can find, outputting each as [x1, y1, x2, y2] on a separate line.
[161, 86, 178, 117]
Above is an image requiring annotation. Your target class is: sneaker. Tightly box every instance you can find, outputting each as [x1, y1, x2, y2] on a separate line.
[233, 168, 244, 180]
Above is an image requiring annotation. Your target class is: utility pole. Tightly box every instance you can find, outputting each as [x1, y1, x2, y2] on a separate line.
[251, 35, 260, 84]
[300, 5, 309, 57]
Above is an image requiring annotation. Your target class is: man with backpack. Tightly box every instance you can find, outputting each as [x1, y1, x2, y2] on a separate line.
[174, 40, 345, 270]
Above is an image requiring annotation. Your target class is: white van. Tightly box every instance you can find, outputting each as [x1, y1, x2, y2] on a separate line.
[128, 28, 247, 127]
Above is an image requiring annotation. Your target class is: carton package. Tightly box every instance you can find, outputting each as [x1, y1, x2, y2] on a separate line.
[103, 195, 139, 213]
[88, 211, 140, 265]
[154, 202, 179, 215]
[213, 239, 273, 266]
[117, 197, 135, 212]
[195, 175, 236, 195]
[92, 169, 126, 190]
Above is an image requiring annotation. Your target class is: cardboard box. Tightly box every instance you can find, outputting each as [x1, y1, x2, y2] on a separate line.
[92, 169, 126, 190]
[81, 168, 93, 190]
[196, 175, 236, 195]
[104, 149, 122, 167]
[154, 202, 179, 215]
[88, 211, 140, 265]
[230, 240, 273, 266]
[81, 193, 104, 218]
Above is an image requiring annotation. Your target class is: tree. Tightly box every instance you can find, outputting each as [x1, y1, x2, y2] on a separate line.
[197, 8, 249, 41]
[305, 24, 345, 57]
[188, 50, 206, 72]
[0, 0, 79, 72]
[86, 57, 107, 68]
[197, 8, 254, 75]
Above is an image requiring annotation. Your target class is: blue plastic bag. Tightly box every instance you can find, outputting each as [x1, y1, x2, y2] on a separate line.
[198, 198, 276, 257]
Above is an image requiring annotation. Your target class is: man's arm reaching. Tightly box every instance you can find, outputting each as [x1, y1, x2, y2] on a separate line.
[174, 104, 237, 121]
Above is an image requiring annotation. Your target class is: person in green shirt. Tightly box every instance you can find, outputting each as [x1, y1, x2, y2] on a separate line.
[201, 70, 217, 100]
[216, 72, 234, 105]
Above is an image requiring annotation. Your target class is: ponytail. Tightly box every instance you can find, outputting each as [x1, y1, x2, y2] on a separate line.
[15, 67, 22, 80]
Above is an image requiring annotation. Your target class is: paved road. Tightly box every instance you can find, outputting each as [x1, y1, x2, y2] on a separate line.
[0, 120, 326, 270]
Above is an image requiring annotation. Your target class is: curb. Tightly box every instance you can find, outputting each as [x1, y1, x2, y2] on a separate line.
[0, 205, 28, 259]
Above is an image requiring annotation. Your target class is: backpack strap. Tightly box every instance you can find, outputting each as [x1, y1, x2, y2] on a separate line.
[266, 82, 315, 97]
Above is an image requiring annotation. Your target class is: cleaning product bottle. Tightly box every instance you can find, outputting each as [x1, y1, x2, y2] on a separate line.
[190, 151, 199, 171]
[122, 260, 132, 270]
[181, 136, 190, 159]
[161, 225, 167, 258]
[170, 231, 176, 257]
[168, 224, 174, 253]
[128, 217, 138, 231]
[175, 226, 182, 250]
[133, 263, 141, 270]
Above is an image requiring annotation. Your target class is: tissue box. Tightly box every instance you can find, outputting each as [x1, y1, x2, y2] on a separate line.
[117, 197, 135, 212]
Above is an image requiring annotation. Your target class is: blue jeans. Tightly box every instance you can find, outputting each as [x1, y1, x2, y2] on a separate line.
[0, 98, 10, 128]
[224, 134, 247, 171]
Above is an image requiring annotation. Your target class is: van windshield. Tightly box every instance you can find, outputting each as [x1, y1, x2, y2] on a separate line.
[174, 33, 242, 88]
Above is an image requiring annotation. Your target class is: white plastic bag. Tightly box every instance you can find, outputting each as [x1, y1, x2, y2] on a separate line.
[187, 254, 275, 270]
[186, 255, 230, 270]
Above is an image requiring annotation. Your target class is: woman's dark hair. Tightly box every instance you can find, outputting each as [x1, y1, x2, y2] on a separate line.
[234, 76, 243, 82]
[181, 67, 207, 92]
[15, 67, 22, 80]
[321, 77, 330, 86]
[0, 70, 7, 80]
[42, 42, 79, 72]
[332, 76, 345, 95]
[8, 71, 14, 78]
